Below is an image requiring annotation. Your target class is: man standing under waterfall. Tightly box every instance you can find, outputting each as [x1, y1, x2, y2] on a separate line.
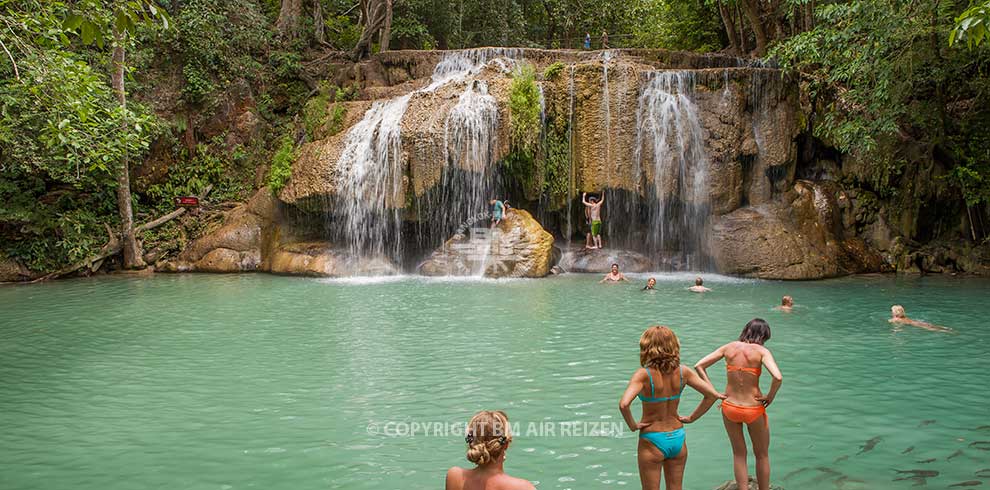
[582, 192, 605, 249]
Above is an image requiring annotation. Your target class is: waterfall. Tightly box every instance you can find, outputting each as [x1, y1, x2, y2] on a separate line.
[331, 48, 519, 270]
[334, 94, 412, 261]
[601, 51, 615, 187]
[631, 71, 711, 270]
[565, 64, 576, 248]
[428, 79, 500, 251]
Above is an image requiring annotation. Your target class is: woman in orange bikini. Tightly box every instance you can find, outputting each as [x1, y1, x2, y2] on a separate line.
[690, 319, 782, 490]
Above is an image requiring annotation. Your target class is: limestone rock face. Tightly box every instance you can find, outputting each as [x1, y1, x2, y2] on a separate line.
[710, 181, 885, 280]
[280, 49, 800, 224]
[417, 209, 554, 278]
[0, 257, 31, 282]
[159, 188, 273, 273]
[269, 242, 400, 277]
[558, 247, 653, 273]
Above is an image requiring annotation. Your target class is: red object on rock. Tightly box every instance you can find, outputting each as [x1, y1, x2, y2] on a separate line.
[174, 196, 200, 208]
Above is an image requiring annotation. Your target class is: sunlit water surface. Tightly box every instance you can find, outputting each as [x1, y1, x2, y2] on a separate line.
[1, 273, 988, 489]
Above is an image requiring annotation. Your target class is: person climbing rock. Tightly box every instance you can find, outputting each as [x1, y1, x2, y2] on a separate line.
[490, 199, 506, 229]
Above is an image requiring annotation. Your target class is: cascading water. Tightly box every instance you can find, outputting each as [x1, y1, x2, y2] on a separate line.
[332, 48, 518, 271]
[435, 79, 501, 276]
[565, 64, 576, 247]
[601, 51, 615, 186]
[334, 94, 412, 261]
[630, 71, 711, 270]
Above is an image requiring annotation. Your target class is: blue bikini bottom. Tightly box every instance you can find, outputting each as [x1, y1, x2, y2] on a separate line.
[640, 427, 686, 459]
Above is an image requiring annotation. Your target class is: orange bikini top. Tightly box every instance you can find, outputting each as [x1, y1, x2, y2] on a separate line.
[726, 364, 761, 376]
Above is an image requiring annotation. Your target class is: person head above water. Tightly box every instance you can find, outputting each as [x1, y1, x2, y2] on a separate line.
[647, 277, 656, 288]
[639, 325, 680, 373]
[891, 305, 907, 319]
[611, 263, 619, 273]
[739, 318, 771, 345]
[465, 410, 512, 466]
[694, 276, 704, 286]
[781, 295, 793, 307]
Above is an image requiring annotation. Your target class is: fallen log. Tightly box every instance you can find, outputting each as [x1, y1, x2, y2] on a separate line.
[28, 185, 213, 283]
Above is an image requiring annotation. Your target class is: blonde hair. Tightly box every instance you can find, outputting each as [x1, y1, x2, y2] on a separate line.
[639, 325, 680, 373]
[782, 295, 793, 306]
[465, 410, 512, 465]
[891, 305, 906, 318]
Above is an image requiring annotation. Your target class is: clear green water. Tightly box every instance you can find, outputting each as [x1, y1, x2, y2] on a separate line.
[1, 273, 988, 490]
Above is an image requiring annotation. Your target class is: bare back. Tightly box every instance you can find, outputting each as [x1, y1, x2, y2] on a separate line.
[637, 366, 685, 432]
[446, 467, 534, 490]
[722, 341, 767, 406]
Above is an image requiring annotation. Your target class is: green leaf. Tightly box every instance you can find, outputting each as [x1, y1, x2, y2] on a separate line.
[63, 14, 84, 31]
[79, 20, 95, 45]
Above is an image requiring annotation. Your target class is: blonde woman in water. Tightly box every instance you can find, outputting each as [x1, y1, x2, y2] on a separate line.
[445, 410, 534, 490]
[619, 326, 726, 490]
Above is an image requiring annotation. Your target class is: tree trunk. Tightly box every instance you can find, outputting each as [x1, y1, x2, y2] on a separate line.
[111, 29, 145, 270]
[379, 0, 393, 52]
[276, 0, 303, 39]
[313, 0, 325, 45]
[352, 0, 389, 60]
[739, 0, 768, 56]
[735, 3, 748, 54]
[717, 0, 740, 55]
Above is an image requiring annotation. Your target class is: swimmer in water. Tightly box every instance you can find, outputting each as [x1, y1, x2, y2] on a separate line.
[889, 305, 953, 333]
[693, 319, 783, 490]
[774, 296, 794, 312]
[600, 263, 629, 283]
[688, 277, 711, 293]
[445, 410, 534, 490]
[643, 277, 657, 290]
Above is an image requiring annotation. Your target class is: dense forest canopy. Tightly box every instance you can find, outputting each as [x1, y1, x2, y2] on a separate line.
[1, 0, 988, 274]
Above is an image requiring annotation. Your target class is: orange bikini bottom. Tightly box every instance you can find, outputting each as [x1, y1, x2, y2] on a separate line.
[721, 401, 767, 424]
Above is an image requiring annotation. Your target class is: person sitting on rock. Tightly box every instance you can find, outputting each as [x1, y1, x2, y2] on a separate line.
[889, 305, 953, 333]
[643, 277, 657, 291]
[600, 263, 628, 283]
[490, 199, 506, 229]
[774, 296, 794, 312]
[582, 192, 605, 249]
[688, 277, 711, 293]
[445, 410, 534, 490]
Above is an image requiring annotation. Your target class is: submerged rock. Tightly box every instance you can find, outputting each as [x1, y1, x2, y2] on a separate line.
[713, 477, 784, 490]
[269, 242, 399, 277]
[417, 209, 554, 278]
[558, 247, 652, 273]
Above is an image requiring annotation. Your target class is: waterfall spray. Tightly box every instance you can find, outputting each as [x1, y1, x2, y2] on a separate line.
[631, 71, 711, 270]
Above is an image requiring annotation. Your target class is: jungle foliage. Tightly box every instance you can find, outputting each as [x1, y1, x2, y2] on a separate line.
[2, 0, 990, 274]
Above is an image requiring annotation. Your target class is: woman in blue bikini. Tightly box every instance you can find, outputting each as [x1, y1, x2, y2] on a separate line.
[619, 325, 725, 490]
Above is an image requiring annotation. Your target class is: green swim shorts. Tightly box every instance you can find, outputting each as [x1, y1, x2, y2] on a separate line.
[591, 220, 602, 236]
